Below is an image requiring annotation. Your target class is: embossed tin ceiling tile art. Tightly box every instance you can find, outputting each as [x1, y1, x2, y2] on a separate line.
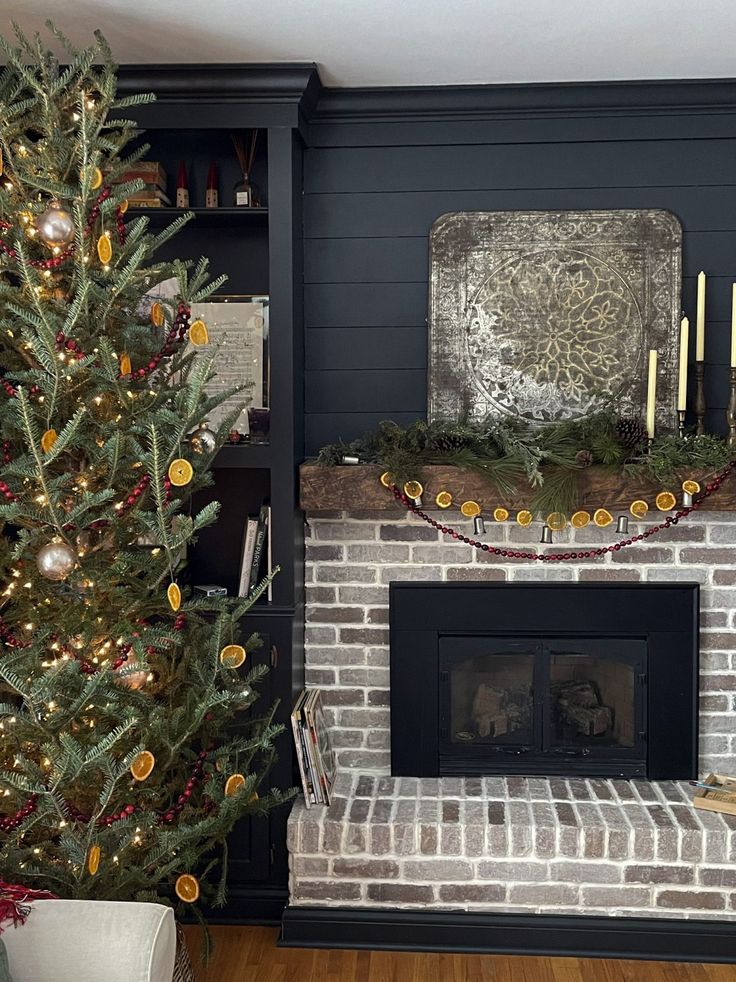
[428, 210, 682, 429]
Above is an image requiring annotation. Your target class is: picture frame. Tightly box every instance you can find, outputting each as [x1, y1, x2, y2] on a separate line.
[190, 294, 270, 434]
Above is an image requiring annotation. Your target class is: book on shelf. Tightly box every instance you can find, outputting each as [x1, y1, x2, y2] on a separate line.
[111, 160, 167, 188]
[291, 688, 336, 807]
[237, 503, 271, 599]
[237, 517, 259, 598]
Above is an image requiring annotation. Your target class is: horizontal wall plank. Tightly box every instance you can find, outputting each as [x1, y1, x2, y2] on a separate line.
[305, 327, 427, 370]
[304, 277, 736, 326]
[305, 369, 425, 414]
[309, 112, 736, 149]
[305, 232, 736, 283]
[305, 140, 736, 194]
[305, 187, 736, 238]
[305, 283, 427, 327]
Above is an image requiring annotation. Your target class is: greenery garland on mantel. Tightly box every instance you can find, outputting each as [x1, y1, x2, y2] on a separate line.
[317, 413, 732, 518]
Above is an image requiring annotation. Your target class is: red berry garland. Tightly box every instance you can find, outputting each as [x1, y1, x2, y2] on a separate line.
[389, 460, 736, 561]
[0, 794, 38, 831]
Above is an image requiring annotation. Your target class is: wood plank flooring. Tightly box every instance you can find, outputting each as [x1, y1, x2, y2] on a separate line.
[183, 926, 736, 982]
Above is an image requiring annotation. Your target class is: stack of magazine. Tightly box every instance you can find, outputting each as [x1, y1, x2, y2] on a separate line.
[291, 689, 336, 807]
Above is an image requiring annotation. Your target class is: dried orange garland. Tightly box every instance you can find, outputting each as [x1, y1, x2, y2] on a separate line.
[384, 461, 735, 562]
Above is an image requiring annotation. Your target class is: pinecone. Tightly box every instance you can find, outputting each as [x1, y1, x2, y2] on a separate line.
[616, 417, 648, 450]
[429, 429, 470, 456]
[575, 449, 594, 467]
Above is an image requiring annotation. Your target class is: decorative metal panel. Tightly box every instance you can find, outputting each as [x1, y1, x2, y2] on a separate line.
[428, 210, 682, 428]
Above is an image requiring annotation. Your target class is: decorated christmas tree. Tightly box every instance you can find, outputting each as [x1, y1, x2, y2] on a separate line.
[0, 24, 291, 913]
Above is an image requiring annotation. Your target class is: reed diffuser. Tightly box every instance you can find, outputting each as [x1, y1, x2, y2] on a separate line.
[232, 130, 260, 207]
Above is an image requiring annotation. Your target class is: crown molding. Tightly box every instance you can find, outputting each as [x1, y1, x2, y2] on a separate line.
[117, 63, 322, 120]
[313, 78, 736, 122]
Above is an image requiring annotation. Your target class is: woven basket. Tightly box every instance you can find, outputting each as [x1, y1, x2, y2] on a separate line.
[173, 923, 196, 982]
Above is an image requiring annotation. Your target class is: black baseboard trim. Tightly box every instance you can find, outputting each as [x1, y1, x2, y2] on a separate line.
[279, 906, 736, 963]
[205, 885, 288, 925]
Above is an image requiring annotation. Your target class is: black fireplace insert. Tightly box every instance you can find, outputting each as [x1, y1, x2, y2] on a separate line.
[390, 582, 698, 780]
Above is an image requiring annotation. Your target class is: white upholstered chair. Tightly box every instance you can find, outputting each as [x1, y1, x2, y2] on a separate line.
[4, 899, 176, 982]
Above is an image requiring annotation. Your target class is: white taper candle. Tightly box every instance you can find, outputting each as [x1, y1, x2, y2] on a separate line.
[646, 349, 658, 440]
[678, 316, 689, 412]
[696, 271, 706, 361]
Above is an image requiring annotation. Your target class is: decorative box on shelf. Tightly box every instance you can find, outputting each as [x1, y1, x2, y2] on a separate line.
[693, 774, 736, 816]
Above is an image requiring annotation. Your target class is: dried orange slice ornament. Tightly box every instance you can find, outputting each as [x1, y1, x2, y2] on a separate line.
[167, 582, 181, 612]
[630, 499, 649, 519]
[546, 512, 567, 531]
[571, 510, 591, 528]
[220, 644, 247, 669]
[435, 490, 453, 509]
[493, 507, 509, 522]
[655, 491, 677, 512]
[168, 458, 193, 487]
[130, 750, 155, 782]
[682, 480, 701, 496]
[460, 500, 481, 518]
[41, 429, 57, 454]
[516, 510, 533, 527]
[379, 471, 394, 488]
[593, 508, 614, 527]
[188, 320, 209, 346]
[175, 874, 200, 904]
[96, 232, 112, 264]
[119, 353, 132, 376]
[225, 773, 246, 797]
[87, 844, 101, 876]
[150, 301, 165, 328]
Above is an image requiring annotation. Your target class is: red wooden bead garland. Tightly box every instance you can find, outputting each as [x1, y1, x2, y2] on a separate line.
[389, 460, 736, 561]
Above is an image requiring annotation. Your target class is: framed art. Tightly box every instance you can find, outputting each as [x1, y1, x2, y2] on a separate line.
[190, 295, 269, 433]
[428, 210, 682, 429]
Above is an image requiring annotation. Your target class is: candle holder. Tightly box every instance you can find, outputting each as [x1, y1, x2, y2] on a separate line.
[695, 362, 706, 435]
[727, 367, 736, 447]
[678, 409, 686, 439]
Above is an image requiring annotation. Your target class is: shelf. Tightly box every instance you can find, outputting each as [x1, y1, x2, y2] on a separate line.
[299, 462, 734, 513]
[128, 207, 268, 229]
[214, 444, 272, 469]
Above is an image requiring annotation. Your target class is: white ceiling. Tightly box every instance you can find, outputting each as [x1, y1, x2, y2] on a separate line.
[5, 0, 736, 88]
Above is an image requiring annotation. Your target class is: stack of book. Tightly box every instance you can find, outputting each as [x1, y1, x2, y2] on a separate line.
[114, 161, 170, 208]
[291, 689, 336, 807]
[238, 503, 272, 600]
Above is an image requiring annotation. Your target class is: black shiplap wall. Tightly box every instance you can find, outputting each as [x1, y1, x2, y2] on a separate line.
[303, 81, 736, 454]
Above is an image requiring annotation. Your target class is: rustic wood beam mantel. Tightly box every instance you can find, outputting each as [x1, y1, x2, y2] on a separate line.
[299, 462, 736, 513]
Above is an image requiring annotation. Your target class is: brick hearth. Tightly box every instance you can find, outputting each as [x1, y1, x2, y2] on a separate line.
[289, 508, 736, 918]
[288, 773, 736, 916]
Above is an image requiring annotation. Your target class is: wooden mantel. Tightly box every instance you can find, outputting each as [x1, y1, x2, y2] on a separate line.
[300, 462, 736, 513]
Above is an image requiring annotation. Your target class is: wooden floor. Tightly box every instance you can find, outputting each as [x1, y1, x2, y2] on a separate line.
[183, 926, 736, 981]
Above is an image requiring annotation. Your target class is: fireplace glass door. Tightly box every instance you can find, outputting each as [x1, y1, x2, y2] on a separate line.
[438, 636, 647, 777]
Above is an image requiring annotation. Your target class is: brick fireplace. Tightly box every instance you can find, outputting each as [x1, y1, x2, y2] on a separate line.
[287, 508, 736, 925]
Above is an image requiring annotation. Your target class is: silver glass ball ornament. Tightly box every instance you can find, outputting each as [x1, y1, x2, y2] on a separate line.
[189, 422, 217, 455]
[36, 539, 77, 581]
[36, 200, 75, 250]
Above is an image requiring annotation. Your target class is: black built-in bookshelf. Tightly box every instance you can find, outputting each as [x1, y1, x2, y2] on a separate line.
[117, 65, 320, 922]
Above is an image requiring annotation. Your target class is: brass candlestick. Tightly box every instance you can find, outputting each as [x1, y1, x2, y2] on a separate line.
[728, 367, 736, 447]
[695, 361, 706, 435]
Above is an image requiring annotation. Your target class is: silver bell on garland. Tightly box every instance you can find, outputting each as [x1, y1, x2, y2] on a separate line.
[36, 539, 77, 581]
[189, 422, 216, 455]
[36, 200, 75, 250]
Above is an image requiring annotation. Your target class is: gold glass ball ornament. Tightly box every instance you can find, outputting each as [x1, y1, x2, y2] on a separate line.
[36, 539, 77, 581]
[36, 200, 75, 249]
[189, 422, 217, 455]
